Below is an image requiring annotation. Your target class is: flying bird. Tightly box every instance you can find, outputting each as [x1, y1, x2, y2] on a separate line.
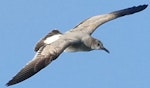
[6, 4, 148, 86]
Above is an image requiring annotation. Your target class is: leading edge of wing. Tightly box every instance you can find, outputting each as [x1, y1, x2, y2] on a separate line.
[6, 45, 56, 86]
[71, 4, 148, 35]
[6, 36, 73, 86]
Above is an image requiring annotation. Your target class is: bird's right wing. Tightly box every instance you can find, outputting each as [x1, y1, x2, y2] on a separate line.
[70, 4, 148, 35]
[6, 45, 54, 86]
[6, 36, 73, 86]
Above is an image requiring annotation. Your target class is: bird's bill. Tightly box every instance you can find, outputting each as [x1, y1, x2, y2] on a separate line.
[101, 47, 110, 53]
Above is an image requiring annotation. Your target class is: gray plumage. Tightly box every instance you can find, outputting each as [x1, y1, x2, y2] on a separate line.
[6, 4, 148, 86]
[34, 29, 109, 52]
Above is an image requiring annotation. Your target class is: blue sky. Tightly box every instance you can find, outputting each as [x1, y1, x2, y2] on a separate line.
[0, 0, 150, 88]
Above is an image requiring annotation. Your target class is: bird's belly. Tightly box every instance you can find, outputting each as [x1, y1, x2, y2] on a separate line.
[64, 43, 91, 52]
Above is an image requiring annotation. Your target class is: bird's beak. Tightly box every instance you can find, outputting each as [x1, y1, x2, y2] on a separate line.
[101, 47, 110, 53]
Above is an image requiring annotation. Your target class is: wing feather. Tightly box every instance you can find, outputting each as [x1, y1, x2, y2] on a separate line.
[71, 5, 148, 35]
[6, 46, 51, 86]
[6, 37, 73, 86]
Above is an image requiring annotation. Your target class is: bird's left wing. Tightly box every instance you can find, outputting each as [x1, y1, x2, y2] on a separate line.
[71, 4, 148, 35]
[6, 37, 73, 86]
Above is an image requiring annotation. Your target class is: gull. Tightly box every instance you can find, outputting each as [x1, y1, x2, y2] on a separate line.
[6, 4, 148, 86]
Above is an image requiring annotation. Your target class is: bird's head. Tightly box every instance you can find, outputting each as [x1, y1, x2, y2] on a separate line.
[91, 39, 110, 53]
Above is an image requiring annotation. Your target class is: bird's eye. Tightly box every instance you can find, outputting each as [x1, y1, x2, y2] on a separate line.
[97, 43, 100, 46]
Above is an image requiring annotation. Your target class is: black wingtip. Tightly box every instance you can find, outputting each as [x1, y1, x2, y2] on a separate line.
[129, 4, 148, 14]
[143, 4, 148, 8]
[6, 83, 10, 87]
[129, 4, 148, 11]
[6, 82, 12, 87]
[111, 4, 148, 17]
[6, 79, 17, 87]
[139, 4, 148, 10]
[5, 83, 9, 87]
[131, 4, 148, 12]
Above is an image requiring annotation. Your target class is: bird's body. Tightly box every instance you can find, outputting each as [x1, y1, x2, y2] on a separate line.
[6, 4, 148, 86]
[35, 30, 108, 52]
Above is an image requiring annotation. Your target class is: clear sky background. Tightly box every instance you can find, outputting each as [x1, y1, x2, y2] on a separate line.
[0, 0, 149, 88]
